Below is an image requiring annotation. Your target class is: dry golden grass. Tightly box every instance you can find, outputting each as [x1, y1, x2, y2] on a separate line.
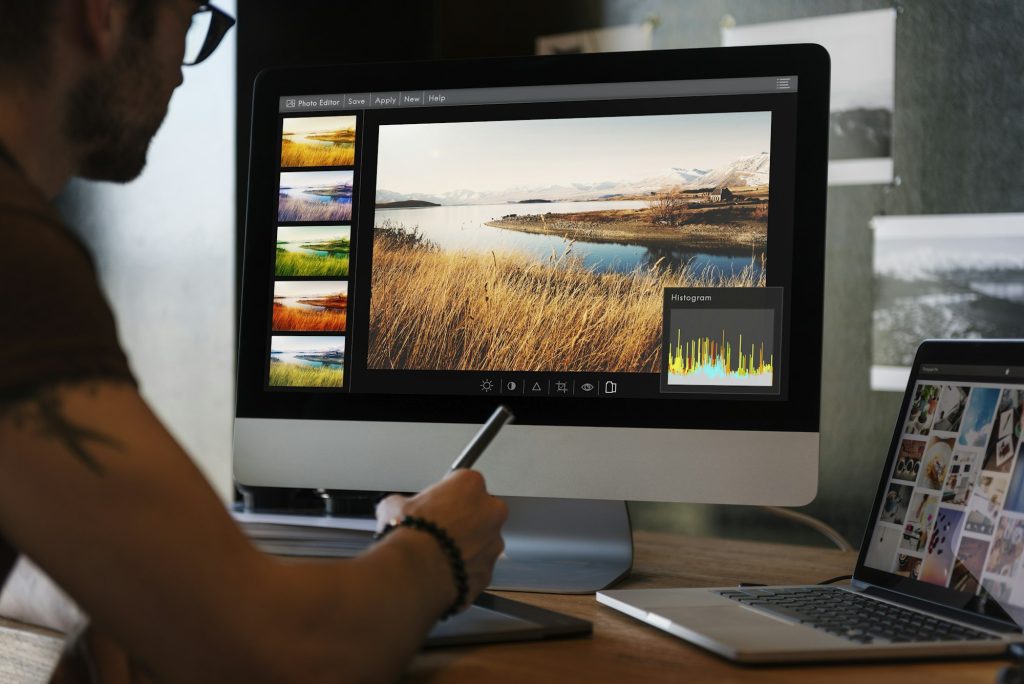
[272, 302, 347, 332]
[367, 241, 764, 373]
[281, 139, 355, 167]
[278, 196, 352, 222]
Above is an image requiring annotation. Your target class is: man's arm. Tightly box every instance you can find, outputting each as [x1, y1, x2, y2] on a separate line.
[0, 381, 506, 683]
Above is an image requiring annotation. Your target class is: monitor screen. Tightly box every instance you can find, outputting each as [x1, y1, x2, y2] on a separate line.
[235, 47, 828, 503]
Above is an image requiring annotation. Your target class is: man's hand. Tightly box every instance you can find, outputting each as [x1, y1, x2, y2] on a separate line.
[376, 470, 508, 611]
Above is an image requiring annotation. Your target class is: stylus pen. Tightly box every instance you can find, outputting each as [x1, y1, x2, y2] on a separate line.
[449, 405, 515, 471]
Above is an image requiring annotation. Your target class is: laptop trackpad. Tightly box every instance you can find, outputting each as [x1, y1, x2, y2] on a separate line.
[655, 605, 840, 648]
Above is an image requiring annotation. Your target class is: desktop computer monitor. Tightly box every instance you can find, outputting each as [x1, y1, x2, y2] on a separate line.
[235, 45, 830, 591]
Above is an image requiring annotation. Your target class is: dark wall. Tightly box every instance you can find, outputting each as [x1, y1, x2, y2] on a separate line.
[236, 1, 1024, 543]
[602, 0, 1024, 546]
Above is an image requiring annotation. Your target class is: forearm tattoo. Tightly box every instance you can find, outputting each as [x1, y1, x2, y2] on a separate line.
[0, 384, 123, 474]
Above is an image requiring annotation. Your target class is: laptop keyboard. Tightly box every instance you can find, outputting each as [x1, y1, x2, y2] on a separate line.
[717, 586, 997, 644]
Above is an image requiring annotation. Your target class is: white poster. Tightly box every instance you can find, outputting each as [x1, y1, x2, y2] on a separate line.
[723, 9, 896, 186]
[536, 23, 654, 55]
[871, 213, 1024, 391]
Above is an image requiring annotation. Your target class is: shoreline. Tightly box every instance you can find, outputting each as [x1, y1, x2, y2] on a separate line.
[485, 209, 767, 251]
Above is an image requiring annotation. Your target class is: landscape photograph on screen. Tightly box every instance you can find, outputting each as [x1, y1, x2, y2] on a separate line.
[272, 280, 348, 332]
[279, 170, 353, 223]
[281, 115, 357, 168]
[268, 335, 345, 388]
[275, 225, 351, 277]
[367, 112, 771, 373]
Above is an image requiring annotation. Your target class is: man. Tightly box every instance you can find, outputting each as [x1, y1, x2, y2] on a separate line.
[0, 1, 508, 681]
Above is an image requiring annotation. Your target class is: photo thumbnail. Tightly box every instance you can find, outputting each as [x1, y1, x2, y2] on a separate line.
[941, 450, 981, 506]
[1002, 441, 1024, 514]
[269, 335, 345, 389]
[985, 516, 1024, 578]
[367, 112, 771, 373]
[865, 525, 901, 571]
[892, 438, 925, 483]
[920, 507, 964, 587]
[879, 482, 913, 525]
[892, 553, 922, 580]
[272, 281, 348, 333]
[281, 115, 356, 168]
[276, 225, 351, 277]
[965, 475, 1008, 536]
[983, 388, 1024, 473]
[901, 491, 939, 553]
[959, 387, 1000, 449]
[950, 536, 989, 594]
[932, 384, 970, 433]
[279, 170, 353, 223]
[904, 384, 940, 436]
[917, 435, 954, 491]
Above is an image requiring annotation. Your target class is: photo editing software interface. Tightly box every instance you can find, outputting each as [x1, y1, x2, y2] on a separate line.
[262, 76, 800, 401]
[865, 364, 1024, 620]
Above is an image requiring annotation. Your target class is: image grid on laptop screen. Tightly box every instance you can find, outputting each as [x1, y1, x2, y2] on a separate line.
[865, 364, 1024, 616]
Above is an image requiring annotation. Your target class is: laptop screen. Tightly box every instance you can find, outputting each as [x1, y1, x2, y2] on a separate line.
[863, 358, 1024, 623]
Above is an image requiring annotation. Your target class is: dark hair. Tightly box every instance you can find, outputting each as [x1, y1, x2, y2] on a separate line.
[0, 1, 157, 79]
[0, 1, 58, 75]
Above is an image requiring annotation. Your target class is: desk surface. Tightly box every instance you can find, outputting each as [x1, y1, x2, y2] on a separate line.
[0, 532, 1009, 683]
[408, 532, 1006, 683]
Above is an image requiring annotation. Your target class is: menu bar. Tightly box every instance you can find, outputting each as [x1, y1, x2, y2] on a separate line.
[279, 76, 799, 114]
[920, 364, 1024, 380]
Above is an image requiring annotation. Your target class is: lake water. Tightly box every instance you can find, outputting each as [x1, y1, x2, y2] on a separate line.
[279, 241, 338, 258]
[272, 352, 344, 368]
[375, 201, 762, 277]
[275, 295, 342, 312]
[282, 188, 352, 206]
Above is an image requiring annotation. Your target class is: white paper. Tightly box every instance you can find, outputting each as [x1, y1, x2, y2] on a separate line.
[536, 23, 653, 55]
[724, 9, 896, 185]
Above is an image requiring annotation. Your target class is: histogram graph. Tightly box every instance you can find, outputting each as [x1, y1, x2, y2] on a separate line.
[667, 326, 774, 387]
[664, 307, 775, 389]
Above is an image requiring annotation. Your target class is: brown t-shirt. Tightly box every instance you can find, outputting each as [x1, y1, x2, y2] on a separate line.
[0, 151, 136, 586]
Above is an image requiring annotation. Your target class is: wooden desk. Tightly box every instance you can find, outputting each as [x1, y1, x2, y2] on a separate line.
[408, 532, 1006, 683]
[0, 533, 1009, 683]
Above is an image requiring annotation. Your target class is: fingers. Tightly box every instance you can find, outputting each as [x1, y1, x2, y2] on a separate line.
[374, 494, 407, 533]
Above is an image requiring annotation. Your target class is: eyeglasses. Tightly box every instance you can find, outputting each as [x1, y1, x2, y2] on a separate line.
[183, 4, 236, 66]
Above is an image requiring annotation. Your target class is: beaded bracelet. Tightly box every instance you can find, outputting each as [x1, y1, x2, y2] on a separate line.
[375, 515, 469, 620]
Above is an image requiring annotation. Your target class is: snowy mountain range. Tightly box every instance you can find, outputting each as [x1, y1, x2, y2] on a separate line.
[376, 153, 770, 206]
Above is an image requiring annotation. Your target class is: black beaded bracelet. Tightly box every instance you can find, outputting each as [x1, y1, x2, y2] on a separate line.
[375, 515, 469, 620]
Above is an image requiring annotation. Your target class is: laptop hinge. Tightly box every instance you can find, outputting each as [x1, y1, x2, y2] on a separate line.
[856, 583, 1021, 634]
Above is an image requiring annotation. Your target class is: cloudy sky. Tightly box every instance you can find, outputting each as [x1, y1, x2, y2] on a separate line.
[282, 115, 356, 136]
[273, 281, 348, 299]
[277, 225, 350, 243]
[376, 111, 771, 195]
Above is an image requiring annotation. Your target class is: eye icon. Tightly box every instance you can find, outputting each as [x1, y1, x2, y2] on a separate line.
[580, 383, 595, 392]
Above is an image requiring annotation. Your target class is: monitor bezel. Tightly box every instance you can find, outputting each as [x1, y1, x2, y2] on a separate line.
[237, 45, 829, 432]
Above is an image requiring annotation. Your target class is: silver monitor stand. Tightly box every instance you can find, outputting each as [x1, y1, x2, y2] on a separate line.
[491, 497, 632, 593]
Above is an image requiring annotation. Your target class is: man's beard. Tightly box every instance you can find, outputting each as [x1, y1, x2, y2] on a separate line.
[64, 33, 168, 183]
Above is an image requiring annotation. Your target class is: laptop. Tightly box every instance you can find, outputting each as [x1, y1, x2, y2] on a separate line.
[599, 339, 1024, 662]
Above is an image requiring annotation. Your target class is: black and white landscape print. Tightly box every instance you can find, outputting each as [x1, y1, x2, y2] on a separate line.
[872, 214, 1024, 390]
